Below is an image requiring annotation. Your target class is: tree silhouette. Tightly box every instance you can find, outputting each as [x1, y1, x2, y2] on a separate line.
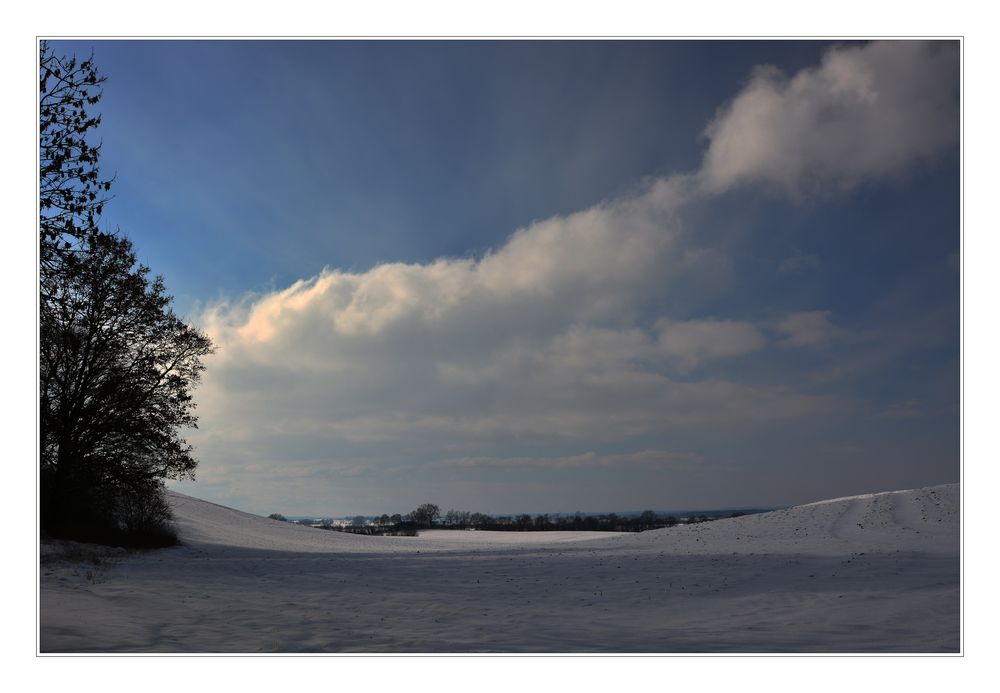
[40, 232, 213, 543]
[412, 503, 440, 528]
[39, 41, 113, 276]
[39, 43, 213, 546]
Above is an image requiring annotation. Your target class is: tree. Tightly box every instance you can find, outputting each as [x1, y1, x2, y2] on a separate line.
[268, 513, 288, 522]
[40, 232, 213, 542]
[443, 509, 470, 527]
[412, 503, 440, 528]
[469, 512, 490, 528]
[39, 44, 213, 545]
[39, 41, 113, 276]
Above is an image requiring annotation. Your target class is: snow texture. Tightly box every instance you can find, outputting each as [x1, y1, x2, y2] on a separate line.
[39, 484, 959, 653]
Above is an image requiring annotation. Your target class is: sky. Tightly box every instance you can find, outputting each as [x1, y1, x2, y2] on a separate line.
[50, 39, 960, 517]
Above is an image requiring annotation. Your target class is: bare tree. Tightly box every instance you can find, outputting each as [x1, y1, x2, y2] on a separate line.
[412, 503, 441, 528]
[39, 41, 113, 276]
[39, 43, 213, 545]
[40, 232, 213, 543]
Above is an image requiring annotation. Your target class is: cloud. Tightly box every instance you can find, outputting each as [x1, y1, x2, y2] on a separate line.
[655, 318, 766, 369]
[196, 305, 835, 452]
[699, 41, 958, 196]
[775, 310, 842, 348]
[204, 175, 693, 362]
[185, 41, 956, 511]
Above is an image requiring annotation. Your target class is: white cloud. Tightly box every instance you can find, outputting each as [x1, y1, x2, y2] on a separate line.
[198, 236, 805, 452]
[699, 41, 958, 196]
[204, 176, 693, 366]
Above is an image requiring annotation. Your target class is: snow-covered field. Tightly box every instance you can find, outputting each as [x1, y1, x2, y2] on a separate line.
[39, 484, 959, 653]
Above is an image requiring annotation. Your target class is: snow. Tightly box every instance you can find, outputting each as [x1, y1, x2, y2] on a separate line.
[39, 484, 959, 653]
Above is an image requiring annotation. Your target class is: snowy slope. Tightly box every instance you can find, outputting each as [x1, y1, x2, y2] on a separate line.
[40, 484, 959, 653]
[624, 484, 959, 555]
[169, 492, 616, 554]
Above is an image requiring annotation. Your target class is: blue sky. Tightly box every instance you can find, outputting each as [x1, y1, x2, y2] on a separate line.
[51, 39, 959, 516]
[55, 40, 837, 314]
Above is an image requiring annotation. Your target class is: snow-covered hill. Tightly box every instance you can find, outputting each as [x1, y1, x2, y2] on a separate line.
[40, 484, 959, 653]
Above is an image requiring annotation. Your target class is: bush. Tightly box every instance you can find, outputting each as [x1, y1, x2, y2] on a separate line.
[40, 474, 178, 549]
[111, 520, 179, 549]
[112, 480, 178, 547]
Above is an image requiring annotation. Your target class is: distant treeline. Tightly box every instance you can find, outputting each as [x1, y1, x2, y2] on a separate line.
[288, 503, 754, 536]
